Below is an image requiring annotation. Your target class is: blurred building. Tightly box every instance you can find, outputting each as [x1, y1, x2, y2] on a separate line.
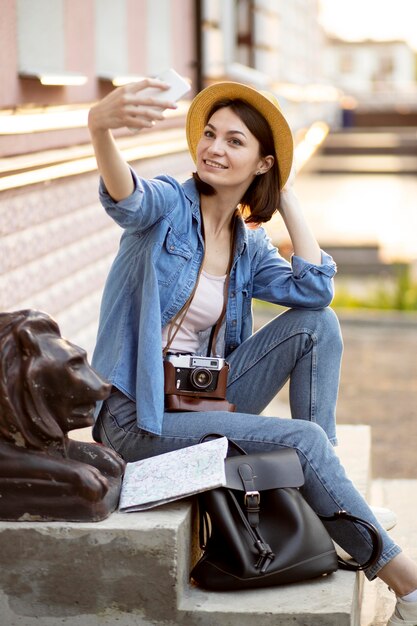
[0, 0, 196, 157]
[0, 0, 338, 352]
[200, 0, 339, 129]
[324, 37, 417, 126]
[1, 0, 197, 352]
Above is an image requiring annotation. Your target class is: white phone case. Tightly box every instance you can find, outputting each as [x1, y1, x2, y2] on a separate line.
[139, 68, 191, 103]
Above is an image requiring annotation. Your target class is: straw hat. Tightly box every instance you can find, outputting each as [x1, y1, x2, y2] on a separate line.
[186, 81, 293, 189]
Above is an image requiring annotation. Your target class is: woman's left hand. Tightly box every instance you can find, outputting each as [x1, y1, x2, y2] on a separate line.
[281, 161, 297, 196]
[279, 162, 298, 215]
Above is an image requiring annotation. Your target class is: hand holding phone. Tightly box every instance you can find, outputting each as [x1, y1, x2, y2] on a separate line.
[138, 68, 191, 105]
[128, 68, 191, 133]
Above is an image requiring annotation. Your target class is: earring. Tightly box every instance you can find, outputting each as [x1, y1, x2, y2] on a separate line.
[256, 170, 262, 175]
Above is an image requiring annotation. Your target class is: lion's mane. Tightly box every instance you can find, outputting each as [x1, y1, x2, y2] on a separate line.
[0, 310, 65, 450]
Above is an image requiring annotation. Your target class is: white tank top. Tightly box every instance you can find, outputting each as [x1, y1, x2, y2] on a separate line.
[162, 270, 226, 354]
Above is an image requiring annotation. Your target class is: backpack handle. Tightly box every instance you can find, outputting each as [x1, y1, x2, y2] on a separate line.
[319, 510, 383, 571]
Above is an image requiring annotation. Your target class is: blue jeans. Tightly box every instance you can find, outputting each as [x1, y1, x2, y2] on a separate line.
[95, 307, 400, 579]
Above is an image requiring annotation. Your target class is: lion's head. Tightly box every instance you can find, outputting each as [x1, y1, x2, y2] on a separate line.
[0, 310, 111, 453]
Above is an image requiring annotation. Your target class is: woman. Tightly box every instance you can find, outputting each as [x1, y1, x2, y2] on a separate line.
[88, 77, 417, 625]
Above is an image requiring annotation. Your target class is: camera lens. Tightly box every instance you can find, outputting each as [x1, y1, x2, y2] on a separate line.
[190, 367, 213, 390]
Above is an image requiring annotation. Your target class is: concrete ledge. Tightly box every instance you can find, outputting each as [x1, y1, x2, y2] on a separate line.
[181, 571, 362, 626]
[0, 503, 196, 626]
[0, 425, 371, 626]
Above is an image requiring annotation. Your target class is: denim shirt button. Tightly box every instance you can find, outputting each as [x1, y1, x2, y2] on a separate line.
[231, 291, 236, 298]
[231, 319, 237, 326]
[170, 245, 175, 251]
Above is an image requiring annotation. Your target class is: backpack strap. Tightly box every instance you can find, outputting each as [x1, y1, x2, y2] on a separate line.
[319, 510, 383, 571]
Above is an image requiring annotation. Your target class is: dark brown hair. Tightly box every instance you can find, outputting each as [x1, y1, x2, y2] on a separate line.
[193, 98, 281, 225]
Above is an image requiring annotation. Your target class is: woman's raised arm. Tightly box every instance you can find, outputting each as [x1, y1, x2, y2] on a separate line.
[88, 79, 177, 201]
[278, 165, 322, 265]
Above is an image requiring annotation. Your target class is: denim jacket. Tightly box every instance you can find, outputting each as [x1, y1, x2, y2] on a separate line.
[92, 169, 336, 434]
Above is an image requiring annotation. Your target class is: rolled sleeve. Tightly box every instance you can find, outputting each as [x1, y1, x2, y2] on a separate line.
[253, 236, 337, 309]
[99, 169, 141, 225]
[98, 168, 179, 231]
[291, 251, 337, 279]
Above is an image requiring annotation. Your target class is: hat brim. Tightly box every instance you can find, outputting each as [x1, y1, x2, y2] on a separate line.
[186, 82, 293, 189]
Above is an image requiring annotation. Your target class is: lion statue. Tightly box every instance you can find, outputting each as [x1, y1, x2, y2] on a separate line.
[0, 309, 125, 522]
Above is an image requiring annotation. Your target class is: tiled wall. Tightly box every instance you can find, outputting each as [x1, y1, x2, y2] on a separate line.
[0, 151, 193, 357]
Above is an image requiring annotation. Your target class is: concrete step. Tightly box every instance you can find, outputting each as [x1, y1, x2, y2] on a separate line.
[322, 130, 417, 156]
[361, 479, 417, 626]
[0, 424, 371, 626]
[312, 153, 417, 174]
[0, 502, 197, 626]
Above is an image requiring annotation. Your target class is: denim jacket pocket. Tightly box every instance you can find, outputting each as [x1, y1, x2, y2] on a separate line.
[156, 228, 193, 287]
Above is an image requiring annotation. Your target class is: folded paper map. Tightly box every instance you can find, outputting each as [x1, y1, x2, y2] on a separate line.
[119, 436, 228, 512]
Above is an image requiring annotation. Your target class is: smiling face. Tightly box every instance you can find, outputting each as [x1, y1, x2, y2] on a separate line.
[196, 106, 274, 199]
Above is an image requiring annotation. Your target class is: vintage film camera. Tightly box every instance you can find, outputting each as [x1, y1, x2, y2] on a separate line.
[163, 354, 235, 412]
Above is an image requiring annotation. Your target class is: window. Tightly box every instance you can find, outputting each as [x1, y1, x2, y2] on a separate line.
[17, 0, 65, 75]
[235, 0, 253, 66]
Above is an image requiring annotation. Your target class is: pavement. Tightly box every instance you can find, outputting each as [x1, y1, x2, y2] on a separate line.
[337, 313, 417, 479]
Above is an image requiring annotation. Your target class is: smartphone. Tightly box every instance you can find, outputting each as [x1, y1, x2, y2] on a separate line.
[138, 68, 191, 104]
[128, 69, 191, 132]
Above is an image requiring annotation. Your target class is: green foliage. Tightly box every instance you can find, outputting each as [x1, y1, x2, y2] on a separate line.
[332, 264, 417, 311]
[253, 264, 417, 312]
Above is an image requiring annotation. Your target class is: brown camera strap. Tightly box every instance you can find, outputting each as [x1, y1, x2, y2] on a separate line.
[163, 214, 236, 358]
[206, 272, 230, 357]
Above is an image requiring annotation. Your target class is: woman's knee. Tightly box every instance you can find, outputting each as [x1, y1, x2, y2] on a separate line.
[309, 307, 343, 353]
[320, 306, 342, 332]
[280, 307, 343, 355]
[285, 418, 331, 456]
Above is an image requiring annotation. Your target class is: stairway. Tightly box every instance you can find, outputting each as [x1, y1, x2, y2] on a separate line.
[310, 128, 417, 175]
